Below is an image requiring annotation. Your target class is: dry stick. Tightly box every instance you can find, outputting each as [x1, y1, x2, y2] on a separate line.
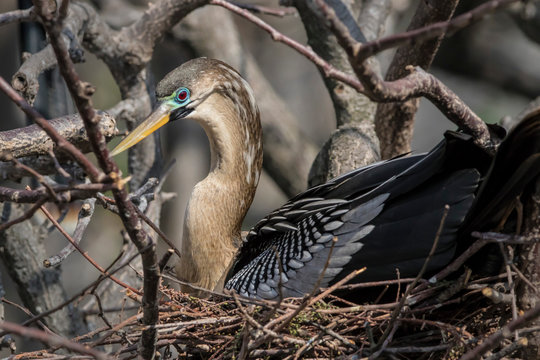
[510, 263, 539, 294]
[337, 277, 417, 291]
[0, 198, 46, 232]
[33, 1, 160, 357]
[158, 249, 175, 272]
[0, 182, 116, 204]
[459, 303, 540, 360]
[399, 318, 474, 340]
[0, 321, 110, 360]
[383, 344, 450, 354]
[0, 76, 104, 182]
[413, 231, 540, 299]
[498, 243, 519, 339]
[44, 198, 96, 267]
[474, 231, 540, 244]
[370, 205, 450, 358]
[39, 205, 140, 294]
[355, 0, 519, 61]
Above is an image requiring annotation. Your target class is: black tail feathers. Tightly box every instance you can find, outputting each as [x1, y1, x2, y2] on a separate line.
[465, 110, 540, 233]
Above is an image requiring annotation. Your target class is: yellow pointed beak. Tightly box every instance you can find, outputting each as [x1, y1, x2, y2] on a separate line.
[111, 103, 174, 156]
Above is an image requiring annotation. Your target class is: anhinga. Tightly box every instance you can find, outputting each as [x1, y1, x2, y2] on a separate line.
[111, 58, 540, 300]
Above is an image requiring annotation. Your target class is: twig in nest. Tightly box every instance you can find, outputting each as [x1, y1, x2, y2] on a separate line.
[498, 242, 519, 339]
[484, 337, 528, 360]
[460, 303, 540, 360]
[373, 205, 450, 355]
[481, 287, 513, 304]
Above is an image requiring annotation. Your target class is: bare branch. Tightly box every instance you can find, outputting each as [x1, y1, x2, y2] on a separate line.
[359, 0, 519, 62]
[313, 0, 497, 153]
[210, 0, 364, 91]
[0, 182, 115, 204]
[0, 76, 105, 182]
[0, 113, 117, 159]
[375, 0, 459, 158]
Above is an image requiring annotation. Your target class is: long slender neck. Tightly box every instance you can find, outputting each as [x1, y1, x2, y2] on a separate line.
[176, 93, 262, 294]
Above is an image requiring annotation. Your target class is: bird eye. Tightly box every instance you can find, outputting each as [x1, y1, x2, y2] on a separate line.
[175, 88, 190, 104]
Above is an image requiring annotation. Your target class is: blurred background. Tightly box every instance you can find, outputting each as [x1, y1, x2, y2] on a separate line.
[0, 0, 538, 352]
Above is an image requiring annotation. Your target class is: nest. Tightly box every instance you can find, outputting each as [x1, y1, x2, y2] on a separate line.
[11, 241, 538, 360]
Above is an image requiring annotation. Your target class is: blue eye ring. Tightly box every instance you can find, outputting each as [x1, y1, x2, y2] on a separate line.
[175, 88, 190, 105]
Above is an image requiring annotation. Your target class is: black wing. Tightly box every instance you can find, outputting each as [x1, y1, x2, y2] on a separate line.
[225, 138, 482, 299]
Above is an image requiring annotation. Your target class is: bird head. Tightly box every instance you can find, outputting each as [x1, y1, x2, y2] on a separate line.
[111, 57, 259, 156]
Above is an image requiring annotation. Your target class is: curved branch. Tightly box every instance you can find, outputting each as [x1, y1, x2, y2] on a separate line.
[375, 0, 459, 159]
[314, 0, 497, 153]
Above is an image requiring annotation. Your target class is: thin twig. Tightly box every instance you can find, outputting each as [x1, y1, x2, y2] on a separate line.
[47, 148, 72, 180]
[210, 0, 364, 91]
[229, 1, 296, 17]
[10, 159, 59, 200]
[39, 205, 140, 294]
[1, 298, 53, 335]
[44, 198, 96, 267]
[0, 76, 104, 182]
[374, 205, 450, 352]
[355, 0, 519, 61]
[0, 321, 110, 360]
[0, 198, 46, 232]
